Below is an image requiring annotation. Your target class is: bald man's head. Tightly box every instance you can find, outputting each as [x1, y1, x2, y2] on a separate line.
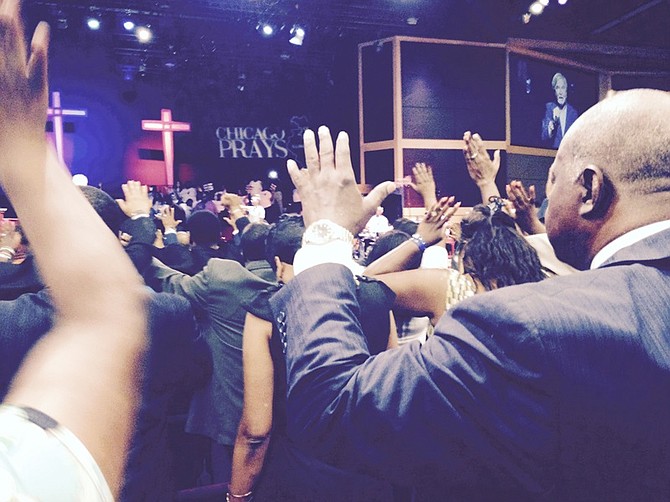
[546, 89, 670, 269]
[565, 89, 670, 196]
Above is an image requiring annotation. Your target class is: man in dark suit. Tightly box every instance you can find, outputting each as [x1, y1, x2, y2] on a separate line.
[268, 89, 670, 500]
[541, 72, 579, 148]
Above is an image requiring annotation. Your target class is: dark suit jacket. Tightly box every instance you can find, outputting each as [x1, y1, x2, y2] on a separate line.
[147, 257, 276, 445]
[541, 102, 579, 148]
[269, 228, 670, 500]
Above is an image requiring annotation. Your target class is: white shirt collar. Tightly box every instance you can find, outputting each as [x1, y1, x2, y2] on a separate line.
[590, 219, 670, 269]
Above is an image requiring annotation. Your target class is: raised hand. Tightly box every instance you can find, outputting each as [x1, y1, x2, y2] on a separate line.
[159, 205, 182, 231]
[409, 162, 437, 209]
[0, 0, 50, 178]
[117, 180, 152, 218]
[463, 131, 500, 188]
[506, 180, 546, 235]
[416, 196, 461, 247]
[287, 126, 396, 233]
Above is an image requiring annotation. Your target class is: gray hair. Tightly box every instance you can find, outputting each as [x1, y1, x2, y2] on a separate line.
[551, 72, 567, 89]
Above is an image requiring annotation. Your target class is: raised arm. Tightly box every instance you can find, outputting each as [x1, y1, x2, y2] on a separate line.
[408, 162, 438, 209]
[0, 1, 147, 496]
[506, 180, 546, 235]
[363, 197, 460, 275]
[275, 125, 550, 490]
[463, 131, 501, 203]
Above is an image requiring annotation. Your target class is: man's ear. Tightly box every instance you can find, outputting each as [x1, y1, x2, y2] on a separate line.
[579, 165, 613, 220]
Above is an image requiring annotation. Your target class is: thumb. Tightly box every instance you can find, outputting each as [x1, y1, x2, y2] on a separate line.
[493, 150, 501, 169]
[362, 181, 396, 216]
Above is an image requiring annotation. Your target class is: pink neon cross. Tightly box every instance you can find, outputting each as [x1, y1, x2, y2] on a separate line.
[46, 91, 87, 164]
[141, 109, 191, 187]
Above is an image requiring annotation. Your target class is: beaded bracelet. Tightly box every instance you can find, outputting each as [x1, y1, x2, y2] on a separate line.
[410, 233, 427, 252]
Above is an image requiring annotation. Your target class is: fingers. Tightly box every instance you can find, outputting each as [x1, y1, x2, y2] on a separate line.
[27, 21, 49, 95]
[318, 126, 335, 171]
[492, 150, 501, 170]
[303, 129, 319, 172]
[0, 0, 25, 70]
[286, 158, 303, 188]
[362, 181, 396, 217]
[334, 131, 352, 174]
[425, 196, 458, 222]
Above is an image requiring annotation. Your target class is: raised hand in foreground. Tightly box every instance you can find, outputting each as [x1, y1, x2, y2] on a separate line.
[287, 126, 396, 234]
[0, 1, 147, 498]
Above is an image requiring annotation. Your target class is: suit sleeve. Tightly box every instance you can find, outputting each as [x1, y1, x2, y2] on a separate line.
[146, 257, 210, 309]
[269, 263, 555, 489]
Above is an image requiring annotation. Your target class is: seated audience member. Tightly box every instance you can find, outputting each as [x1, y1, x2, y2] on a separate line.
[0, 5, 146, 499]
[230, 214, 395, 501]
[364, 206, 391, 236]
[271, 94, 670, 501]
[240, 222, 275, 282]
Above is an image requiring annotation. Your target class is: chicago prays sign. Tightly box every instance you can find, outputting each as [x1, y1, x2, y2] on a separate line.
[216, 116, 308, 159]
[217, 127, 289, 158]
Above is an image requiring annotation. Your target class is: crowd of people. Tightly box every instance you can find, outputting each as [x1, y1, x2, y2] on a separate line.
[1, 2, 669, 501]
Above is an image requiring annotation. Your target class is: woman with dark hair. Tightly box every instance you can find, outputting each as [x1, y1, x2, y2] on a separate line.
[366, 198, 546, 331]
[459, 202, 546, 292]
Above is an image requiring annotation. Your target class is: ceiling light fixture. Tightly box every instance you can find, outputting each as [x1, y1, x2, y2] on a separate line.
[86, 17, 101, 30]
[289, 25, 305, 46]
[135, 26, 153, 43]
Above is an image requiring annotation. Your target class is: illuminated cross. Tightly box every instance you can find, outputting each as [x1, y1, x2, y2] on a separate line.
[46, 91, 87, 164]
[141, 109, 191, 187]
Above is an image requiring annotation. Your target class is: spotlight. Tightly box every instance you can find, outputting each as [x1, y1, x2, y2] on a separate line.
[135, 26, 153, 43]
[86, 17, 101, 30]
[406, 17, 418, 26]
[257, 23, 275, 37]
[268, 170, 279, 180]
[289, 25, 305, 46]
[539, 0, 549, 5]
[529, 2, 545, 15]
[123, 20, 135, 31]
[72, 174, 89, 186]
[558, 0, 568, 4]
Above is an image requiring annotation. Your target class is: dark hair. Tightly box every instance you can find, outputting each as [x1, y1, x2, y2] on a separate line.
[79, 185, 125, 234]
[459, 204, 545, 291]
[186, 210, 221, 245]
[241, 222, 271, 262]
[392, 217, 418, 236]
[265, 214, 305, 271]
[365, 230, 421, 270]
[235, 216, 251, 236]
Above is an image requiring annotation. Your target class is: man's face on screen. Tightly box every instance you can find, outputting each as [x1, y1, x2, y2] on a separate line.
[554, 79, 568, 106]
